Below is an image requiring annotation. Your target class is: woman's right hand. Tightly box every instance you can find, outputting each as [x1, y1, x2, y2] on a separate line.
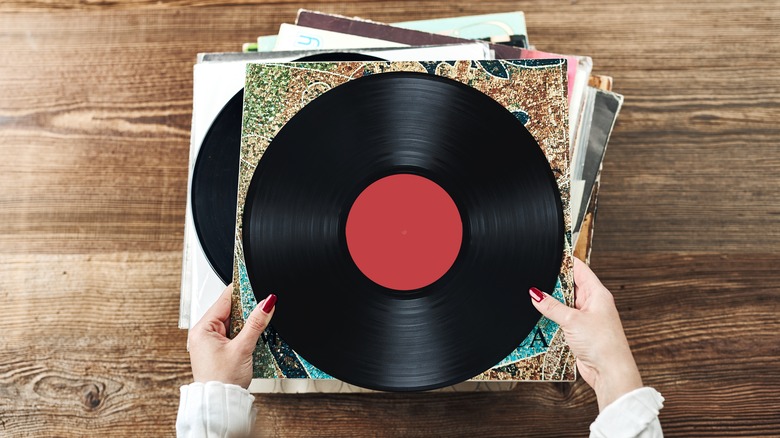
[529, 258, 643, 411]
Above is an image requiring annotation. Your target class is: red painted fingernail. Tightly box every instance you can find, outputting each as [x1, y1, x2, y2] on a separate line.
[529, 287, 545, 302]
[261, 294, 277, 313]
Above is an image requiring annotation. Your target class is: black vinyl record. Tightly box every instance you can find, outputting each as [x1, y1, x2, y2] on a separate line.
[242, 71, 564, 391]
[191, 53, 384, 284]
[191, 90, 244, 283]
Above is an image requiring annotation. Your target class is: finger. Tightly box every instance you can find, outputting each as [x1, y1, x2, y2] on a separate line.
[573, 258, 603, 292]
[529, 287, 577, 327]
[233, 294, 277, 354]
[201, 283, 234, 324]
[573, 281, 586, 310]
[572, 260, 588, 309]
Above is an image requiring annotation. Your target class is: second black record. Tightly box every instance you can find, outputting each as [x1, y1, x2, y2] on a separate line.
[242, 71, 564, 391]
[191, 53, 384, 284]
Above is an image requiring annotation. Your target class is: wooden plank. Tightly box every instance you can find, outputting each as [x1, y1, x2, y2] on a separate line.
[0, 253, 190, 436]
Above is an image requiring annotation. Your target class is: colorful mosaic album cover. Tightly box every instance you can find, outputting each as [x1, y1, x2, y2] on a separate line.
[231, 60, 575, 383]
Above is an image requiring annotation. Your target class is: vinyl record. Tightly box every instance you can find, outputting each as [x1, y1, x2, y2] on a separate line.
[242, 71, 564, 391]
[191, 90, 244, 283]
[191, 53, 384, 284]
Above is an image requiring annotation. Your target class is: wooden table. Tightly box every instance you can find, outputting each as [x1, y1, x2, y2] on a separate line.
[1, 1, 778, 436]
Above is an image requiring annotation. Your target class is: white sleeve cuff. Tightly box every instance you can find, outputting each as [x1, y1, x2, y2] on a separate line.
[176, 381, 256, 438]
[590, 387, 664, 438]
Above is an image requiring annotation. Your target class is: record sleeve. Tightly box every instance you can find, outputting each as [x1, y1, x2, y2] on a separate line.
[293, 10, 584, 104]
[231, 59, 575, 389]
[256, 10, 528, 53]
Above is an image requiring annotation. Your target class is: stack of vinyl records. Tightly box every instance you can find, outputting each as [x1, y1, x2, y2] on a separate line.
[179, 10, 623, 393]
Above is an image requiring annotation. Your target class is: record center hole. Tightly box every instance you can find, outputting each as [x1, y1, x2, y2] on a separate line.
[345, 174, 463, 291]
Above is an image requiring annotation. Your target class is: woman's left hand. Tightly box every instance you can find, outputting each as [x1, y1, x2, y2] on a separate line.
[188, 283, 276, 389]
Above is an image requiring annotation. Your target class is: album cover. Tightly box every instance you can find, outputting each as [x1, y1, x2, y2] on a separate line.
[580, 89, 624, 224]
[295, 10, 519, 59]
[293, 10, 583, 101]
[273, 23, 407, 51]
[573, 88, 624, 244]
[572, 88, 624, 234]
[231, 59, 575, 389]
[391, 10, 527, 42]
[572, 76, 617, 261]
[295, 9, 528, 47]
[255, 10, 528, 53]
[571, 87, 599, 189]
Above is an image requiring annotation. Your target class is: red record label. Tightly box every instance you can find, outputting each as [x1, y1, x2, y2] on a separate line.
[345, 173, 462, 291]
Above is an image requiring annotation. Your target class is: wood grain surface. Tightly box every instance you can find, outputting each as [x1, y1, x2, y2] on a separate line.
[1, 1, 778, 436]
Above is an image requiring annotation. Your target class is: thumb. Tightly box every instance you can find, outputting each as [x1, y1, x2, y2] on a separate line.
[529, 287, 576, 327]
[233, 294, 276, 354]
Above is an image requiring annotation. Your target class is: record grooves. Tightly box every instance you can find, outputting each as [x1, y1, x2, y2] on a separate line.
[241, 72, 564, 391]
